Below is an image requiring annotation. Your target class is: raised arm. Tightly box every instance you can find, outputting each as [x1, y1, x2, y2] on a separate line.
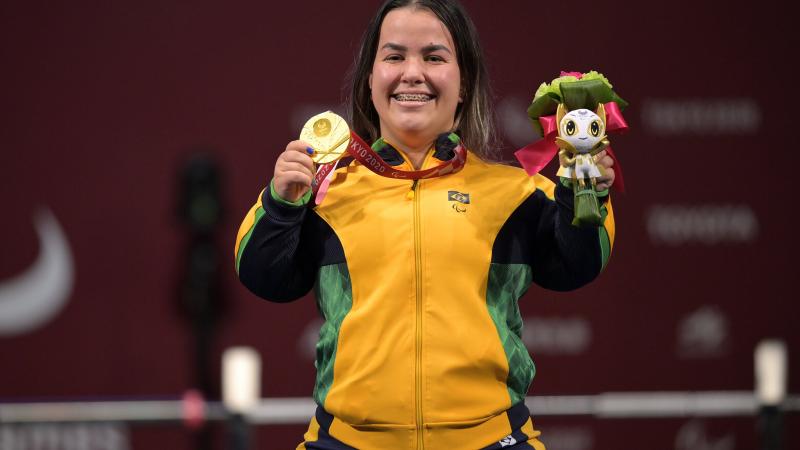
[534, 151, 615, 289]
[234, 141, 319, 302]
[492, 155, 615, 292]
[528, 179, 614, 290]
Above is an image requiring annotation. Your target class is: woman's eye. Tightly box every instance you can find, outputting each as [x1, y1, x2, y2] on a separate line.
[384, 54, 403, 62]
[426, 55, 445, 62]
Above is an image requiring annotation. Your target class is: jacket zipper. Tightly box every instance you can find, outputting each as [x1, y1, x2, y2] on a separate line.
[407, 179, 418, 200]
[412, 178, 424, 450]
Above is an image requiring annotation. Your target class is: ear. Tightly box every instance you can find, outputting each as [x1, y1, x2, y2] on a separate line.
[368, 73, 373, 91]
[556, 103, 567, 130]
[555, 136, 577, 154]
[595, 102, 606, 125]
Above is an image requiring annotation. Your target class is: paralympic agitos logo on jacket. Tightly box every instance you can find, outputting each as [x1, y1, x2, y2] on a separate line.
[448, 190, 469, 213]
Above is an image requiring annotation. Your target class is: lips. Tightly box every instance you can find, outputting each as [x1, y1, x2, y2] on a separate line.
[392, 93, 435, 102]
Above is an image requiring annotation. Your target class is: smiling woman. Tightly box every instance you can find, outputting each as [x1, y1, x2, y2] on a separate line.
[234, 1, 617, 449]
[367, 7, 463, 168]
[351, 0, 496, 166]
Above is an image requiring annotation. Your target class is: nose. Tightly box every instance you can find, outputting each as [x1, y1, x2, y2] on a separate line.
[401, 57, 425, 84]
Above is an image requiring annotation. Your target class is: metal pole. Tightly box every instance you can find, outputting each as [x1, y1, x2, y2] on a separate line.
[755, 340, 787, 450]
[226, 413, 251, 450]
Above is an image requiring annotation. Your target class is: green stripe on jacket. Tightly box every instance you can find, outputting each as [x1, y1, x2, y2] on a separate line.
[485, 263, 536, 405]
[313, 263, 353, 407]
[235, 206, 266, 274]
[598, 203, 611, 270]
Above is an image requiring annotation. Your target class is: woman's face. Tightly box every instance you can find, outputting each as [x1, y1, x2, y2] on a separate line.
[369, 7, 461, 149]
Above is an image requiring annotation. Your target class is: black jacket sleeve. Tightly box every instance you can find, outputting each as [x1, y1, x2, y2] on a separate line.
[492, 183, 609, 291]
[237, 189, 326, 302]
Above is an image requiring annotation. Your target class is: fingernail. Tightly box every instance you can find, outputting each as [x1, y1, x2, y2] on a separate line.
[306, 146, 314, 155]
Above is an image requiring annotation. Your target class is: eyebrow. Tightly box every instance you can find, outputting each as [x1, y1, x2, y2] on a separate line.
[380, 43, 453, 54]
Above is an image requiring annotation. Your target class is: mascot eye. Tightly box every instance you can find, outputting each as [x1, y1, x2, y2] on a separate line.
[590, 120, 601, 137]
[564, 120, 576, 136]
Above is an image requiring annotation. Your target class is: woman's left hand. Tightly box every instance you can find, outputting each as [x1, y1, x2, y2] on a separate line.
[594, 150, 615, 191]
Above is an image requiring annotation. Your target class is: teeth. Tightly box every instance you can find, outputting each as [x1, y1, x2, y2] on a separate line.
[394, 93, 433, 102]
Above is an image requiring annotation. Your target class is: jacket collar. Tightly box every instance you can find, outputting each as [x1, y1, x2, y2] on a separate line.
[372, 133, 460, 167]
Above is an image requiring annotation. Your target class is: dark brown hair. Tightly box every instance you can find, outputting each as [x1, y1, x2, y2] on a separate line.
[347, 0, 497, 159]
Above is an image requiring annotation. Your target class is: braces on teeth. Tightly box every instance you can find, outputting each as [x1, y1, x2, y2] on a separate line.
[394, 93, 432, 101]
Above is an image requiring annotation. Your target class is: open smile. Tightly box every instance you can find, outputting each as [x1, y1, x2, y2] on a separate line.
[391, 93, 436, 103]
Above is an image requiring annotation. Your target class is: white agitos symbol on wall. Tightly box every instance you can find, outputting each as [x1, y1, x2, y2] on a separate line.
[0, 209, 74, 336]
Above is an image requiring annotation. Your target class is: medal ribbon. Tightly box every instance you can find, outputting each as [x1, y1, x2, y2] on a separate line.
[312, 131, 467, 205]
[514, 101, 629, 192]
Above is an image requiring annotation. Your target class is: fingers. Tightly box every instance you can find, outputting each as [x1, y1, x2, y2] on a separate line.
[596, 166, 615, 191]
[276, 164, 313, 185]
[286, 140, 316, 156]
[276, 156, 314, 180]
[281, 140, 316, 171]
[593, 150, 614, 169]
[593, 150, 615, 191]
[273, 140, 316, 202]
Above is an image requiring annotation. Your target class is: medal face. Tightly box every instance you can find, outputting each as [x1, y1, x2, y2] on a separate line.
[300, 111, 350, 164]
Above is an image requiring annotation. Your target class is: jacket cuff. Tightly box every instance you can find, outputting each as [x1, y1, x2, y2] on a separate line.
[262, 181, 309, 223]
[269, 179, 312, 207]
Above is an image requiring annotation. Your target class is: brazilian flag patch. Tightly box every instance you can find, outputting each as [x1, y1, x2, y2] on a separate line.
[448, 191, 470, 204]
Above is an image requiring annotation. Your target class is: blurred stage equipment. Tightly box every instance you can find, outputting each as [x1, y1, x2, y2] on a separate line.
[1, 345, 794, 449]
[176, 152, 227, 449]
[756, 340, 787, 450]
[222, 347, 261, 450]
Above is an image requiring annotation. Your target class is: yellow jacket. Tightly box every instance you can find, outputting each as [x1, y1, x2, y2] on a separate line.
[235, 138, 614, 449]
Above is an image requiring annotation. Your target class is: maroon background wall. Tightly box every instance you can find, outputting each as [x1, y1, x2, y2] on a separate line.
[1, 1, 796, 449]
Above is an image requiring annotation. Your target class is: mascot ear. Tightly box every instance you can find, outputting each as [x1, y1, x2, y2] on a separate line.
[595, 102, 606, 125]
[555, 136, 577, 154]
[556, 103, 567, 131]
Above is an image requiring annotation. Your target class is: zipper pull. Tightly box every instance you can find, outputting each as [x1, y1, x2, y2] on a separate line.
[407, 179, 418, 200]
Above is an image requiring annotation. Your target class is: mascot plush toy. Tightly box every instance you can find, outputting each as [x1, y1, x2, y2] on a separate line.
[556, 103, 609, 225]
[515, 71, 628, 227]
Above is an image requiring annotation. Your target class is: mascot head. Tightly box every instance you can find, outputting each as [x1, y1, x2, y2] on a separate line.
[556, 103, 607, 153]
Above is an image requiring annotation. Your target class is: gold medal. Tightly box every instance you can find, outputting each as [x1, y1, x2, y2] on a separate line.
[300, 111, 350, 164]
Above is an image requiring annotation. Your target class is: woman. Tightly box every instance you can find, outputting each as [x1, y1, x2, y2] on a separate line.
[234, 1, 615, 448]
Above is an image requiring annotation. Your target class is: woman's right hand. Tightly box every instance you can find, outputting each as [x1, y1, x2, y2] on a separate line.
[273, 140, 315, 203]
